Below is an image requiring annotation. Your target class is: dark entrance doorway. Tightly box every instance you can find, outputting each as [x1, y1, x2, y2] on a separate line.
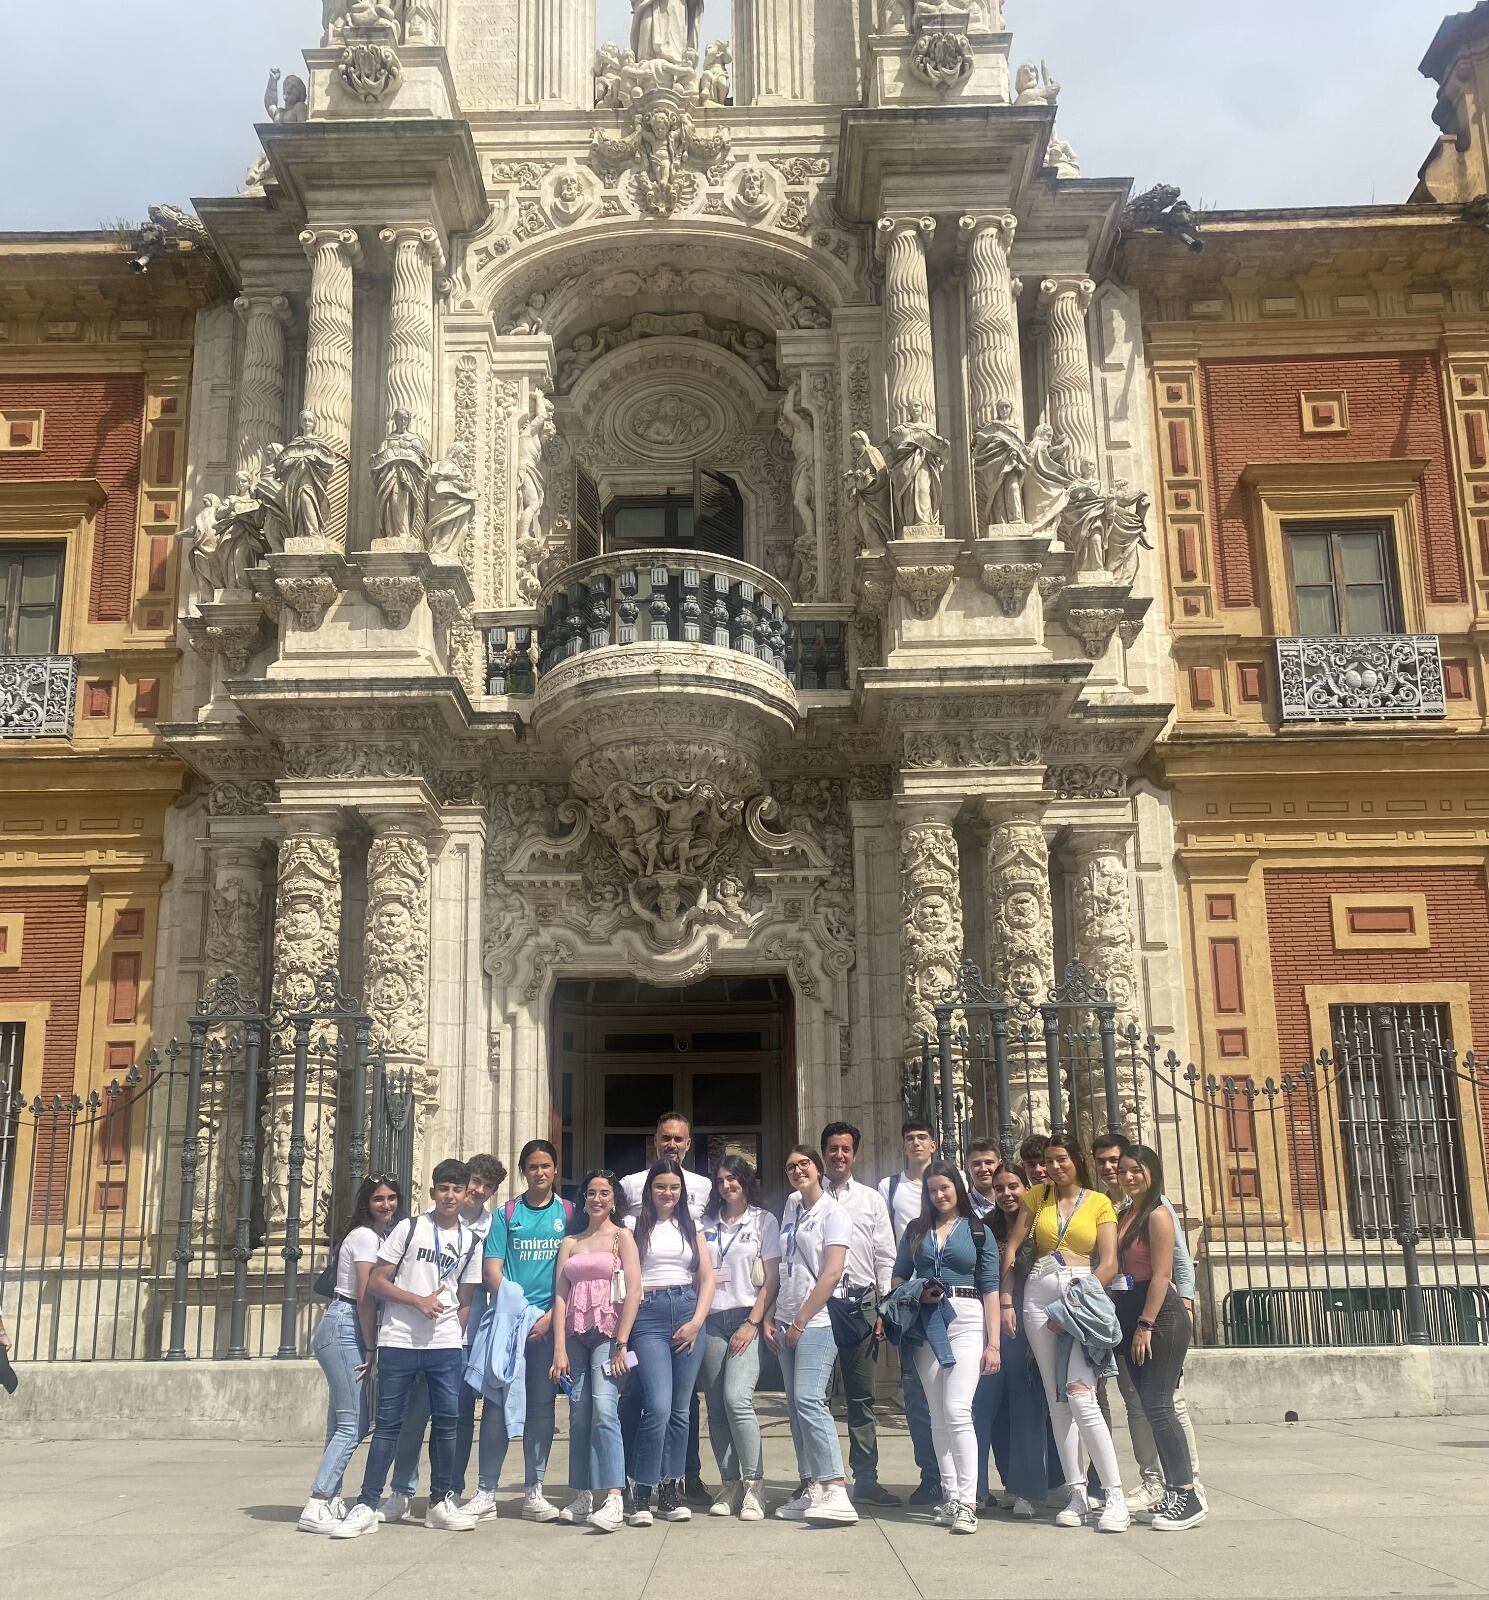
[551, 976, 792, 1200]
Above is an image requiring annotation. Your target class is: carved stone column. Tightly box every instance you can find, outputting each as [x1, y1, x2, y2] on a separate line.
[1068, 828, 1143, 1129]
[1038, 275, 1099, 472]
[233, 292, 292, 483]
[960, 214, 1023, 431]
[298, 228, 362, 551]
[364, 819, 435, 1155]
[268, 817, 343, 1237]
[899, 804, 965, 1063]
[877, 216, 938, 428]
[379, 227, 445, 445]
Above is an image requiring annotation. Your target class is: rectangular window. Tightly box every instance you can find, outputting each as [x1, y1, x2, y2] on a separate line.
[1285, 521, 1399, 637]
[1330, 1002, 1468, 1241]
[0, 1022, 25, 1255]
[2, 545, 65, 655]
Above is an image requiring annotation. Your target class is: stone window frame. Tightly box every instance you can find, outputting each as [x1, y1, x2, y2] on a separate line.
[0, 479, 105, 657]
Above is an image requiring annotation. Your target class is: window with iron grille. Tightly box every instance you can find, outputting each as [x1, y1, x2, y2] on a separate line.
[1331, 1002, 1468, 1240]
[0, 1022, 25, 1254]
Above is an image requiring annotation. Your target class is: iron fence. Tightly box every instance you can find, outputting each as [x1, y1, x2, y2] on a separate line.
[913, 962, 1489, 1349]
[0, 970, 413, 1361]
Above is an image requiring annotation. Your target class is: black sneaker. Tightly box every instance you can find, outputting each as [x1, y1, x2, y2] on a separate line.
[854, 1480, 901, 1506]
[683, 1473, 710, 1506]
[1151, 1487, 1206, 1532]
[908, 1479, 942, 1506]
[658, 1479, 692, 1522]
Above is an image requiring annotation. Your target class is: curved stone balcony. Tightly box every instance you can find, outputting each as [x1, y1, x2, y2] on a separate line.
[527, 549, 803, 766]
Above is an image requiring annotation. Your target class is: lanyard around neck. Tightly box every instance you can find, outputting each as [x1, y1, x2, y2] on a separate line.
[714, 1210, 751, 1266]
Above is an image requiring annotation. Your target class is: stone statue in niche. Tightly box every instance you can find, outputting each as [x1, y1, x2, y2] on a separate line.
[778, 382, 818, 573]
[1013, 60, 1060, 105]
[514, 390, 556, 550]
[630, 0, 704, 65]
[1022, 423, 1075, 536]
[885, 399, 950, 535]
[243, 69, 307, 190]
[971, 399, 1030, 528]
[278, 410, 338, 546]
[1063, 459, 1109, 573]
[845, 430, 893, 553]
[698, 40, 731, 104]
[371, 408, 431, 546]
[426, 444, 478, 561]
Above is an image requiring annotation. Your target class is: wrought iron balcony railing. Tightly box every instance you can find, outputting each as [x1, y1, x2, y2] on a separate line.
[1275, 634, 1446, 723]
[486, 550, 846, 694]
[0, 654, 77, 738]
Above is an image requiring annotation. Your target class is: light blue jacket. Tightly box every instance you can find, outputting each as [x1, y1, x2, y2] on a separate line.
[464, 1276, 543, 1439]
[1045, 1272, 1120, 1400]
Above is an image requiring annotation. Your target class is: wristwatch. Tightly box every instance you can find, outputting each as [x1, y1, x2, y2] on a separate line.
[1137, 1319, 1155, 1331]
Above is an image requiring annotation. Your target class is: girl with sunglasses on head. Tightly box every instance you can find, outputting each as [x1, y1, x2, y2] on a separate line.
[890, 1160, 1001, 1536]
[767, 1145, 857, 1526]
[698, 1155, 780, 1521]
[624, 1157, 716, 1526]
[998, 1133, 1129, 1533]
[550, 1169, 642, 1533]
[299, 1174, 405, 1535]
[1113, 1146, 1205, 1531]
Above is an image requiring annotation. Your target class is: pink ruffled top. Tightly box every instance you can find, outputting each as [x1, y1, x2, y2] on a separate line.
[563, 1246, 621, 1337]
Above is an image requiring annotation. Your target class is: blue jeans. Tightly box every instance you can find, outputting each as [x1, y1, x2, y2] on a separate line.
[356, 1345, 465, 1509]
[310, 1300, 369, 1498]
[477, 1329, 557, 1490]
[391, 1371, 481, 1498]
[567, 1330, 625, 1492]
[698, 1306, 764, 1482]
[631, 1287, 707, 1488]
[777, 1322, 843, 1483]
[901, 1341, 938, 1485]
[972, 1317, 1049, 1503]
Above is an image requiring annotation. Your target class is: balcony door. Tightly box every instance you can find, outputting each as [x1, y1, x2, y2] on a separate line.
[2, 545, 64, 655]
[1284, 521, 1400, 636]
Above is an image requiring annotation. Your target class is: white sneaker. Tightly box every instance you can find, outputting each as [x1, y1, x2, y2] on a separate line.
[330, 1503, 378, 1540]
[328, 1496, 347, 1521]
[558, 1491, 593, 1525]
[462, 1488, 499, 1522]
[376, 1490, 409, 1524]
[1194, 1480, 1209, 1510]
[950, 1503, 978, 1535]
[1128, 1478, 1167, 1516]
[1011, 1497, 1035, 1520]
[1096, 1487, 1130, 1533]
[588, 1493, 626, 1533]
[739, 1480, 765, 1522]
[774, 1483, 815, 1522]
[298, 1497, 340, 1535]
[522, 1486, 561, 1523]
[426, 1492, 477, 1531]
[805, 1483, 859, 1525]
[1054, 1485, 1090, 1527]
[709, 1480, 742, 1517]
[932, 1500, 956, 1527]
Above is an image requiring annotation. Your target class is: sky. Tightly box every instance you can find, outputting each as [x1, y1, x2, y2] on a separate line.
[3, 0, 1443, 230]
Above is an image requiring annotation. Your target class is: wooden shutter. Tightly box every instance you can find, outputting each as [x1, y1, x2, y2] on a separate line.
[692, 466, 744, 560]
[576, 464, 601, 562]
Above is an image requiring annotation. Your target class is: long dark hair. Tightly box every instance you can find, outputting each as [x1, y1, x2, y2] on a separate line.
[1119, 1144, 1165, 1247]
[568, 1168, 619, 1235]
[905, 1159, 977, 1257]
[705, 1154, 762, 1219]
[634, 1158, 699, 1266]
[1043, 1132, 1095, 1191]
[338, 1173, 405, 1250]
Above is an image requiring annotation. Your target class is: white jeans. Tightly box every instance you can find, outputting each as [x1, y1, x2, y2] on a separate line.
[912, 1297, 984, 1506]
[1022, 1259, 1122, 1493]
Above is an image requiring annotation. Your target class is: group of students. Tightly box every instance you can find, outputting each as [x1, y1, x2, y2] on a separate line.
[298, 1111, 1207, 1539]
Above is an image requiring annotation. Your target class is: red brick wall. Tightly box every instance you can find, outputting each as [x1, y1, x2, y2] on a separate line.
[1201, 353, 1464, 610]
[0, 887, 87, 1102]
[0, 373, 145, 623]
[1264, 866, 1489, 1211]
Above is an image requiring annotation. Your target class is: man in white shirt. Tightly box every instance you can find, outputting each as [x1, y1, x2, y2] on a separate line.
[875, 1119, 941, 1503]
[618, 1111, 712, 1502]
[821, 1121, 899, 1506]
[334, 1158, 486, 1539]
[966, 1139, 1002, 1219]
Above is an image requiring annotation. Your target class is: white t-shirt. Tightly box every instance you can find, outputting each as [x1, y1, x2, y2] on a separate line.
[625, 1214, 698, 1289]
[775, 1192, 852, 1330]
[702, 1206, 781, 1313]
[376, 1213, 484, 1350]
[620, 1166, 712, 1222]
[334, 1224, 381, 1300]
[877, 1172, 924, 1242]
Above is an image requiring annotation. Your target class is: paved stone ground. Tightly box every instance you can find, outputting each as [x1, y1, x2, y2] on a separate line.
[4, 1407, 1488, 1599]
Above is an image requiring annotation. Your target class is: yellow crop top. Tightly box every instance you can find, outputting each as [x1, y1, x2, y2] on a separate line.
[1023, 1184, 1118, 1259]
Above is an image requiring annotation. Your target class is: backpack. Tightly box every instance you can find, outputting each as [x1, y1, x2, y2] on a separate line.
[388, 1212, 481, 1292]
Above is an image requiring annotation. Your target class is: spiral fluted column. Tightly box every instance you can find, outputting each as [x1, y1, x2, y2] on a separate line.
[1039, 275, 1099, 472]
[960, 214, 1023, 431]
[299, 228, 361, 550]
[379, 227, 444, 444]
[877, 215, 938, 429]
[233, 292, 292, 483]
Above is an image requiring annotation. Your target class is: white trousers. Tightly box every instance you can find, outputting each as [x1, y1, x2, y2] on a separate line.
[1021, 1259, 1122, 1492]
[912, 1298, 985, 1506]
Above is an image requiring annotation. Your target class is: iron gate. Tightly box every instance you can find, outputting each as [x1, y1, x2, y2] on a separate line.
[0, 969, 414, 1361]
